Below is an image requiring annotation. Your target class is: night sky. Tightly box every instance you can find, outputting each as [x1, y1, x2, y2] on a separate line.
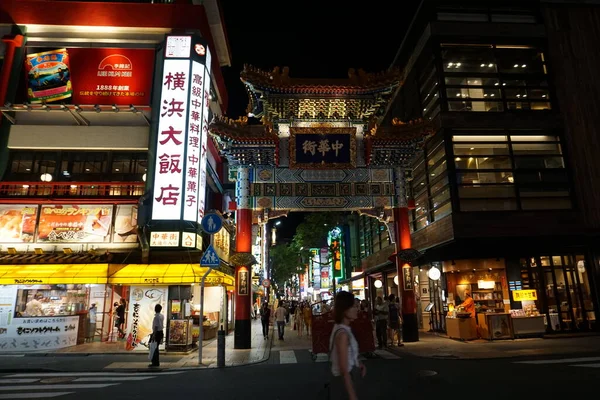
[220, 2, 420, 118]
[219, 2, 420, 240]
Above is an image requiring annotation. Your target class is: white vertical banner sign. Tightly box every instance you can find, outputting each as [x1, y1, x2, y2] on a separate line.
[152, 59, 191, 220]
[189, 61, 206, 222]
[196, 48, 212, 224]
[183, 62, 203, 221]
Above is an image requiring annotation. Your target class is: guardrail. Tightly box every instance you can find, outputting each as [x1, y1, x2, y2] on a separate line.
[0, 182, 145, 198]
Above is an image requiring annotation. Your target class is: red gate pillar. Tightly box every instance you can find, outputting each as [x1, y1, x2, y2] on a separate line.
[234, 167, 252, 349]
[393, 167, 419, 342]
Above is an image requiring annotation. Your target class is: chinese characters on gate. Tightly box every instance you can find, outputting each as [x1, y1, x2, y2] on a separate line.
[302, 139, 344, 157]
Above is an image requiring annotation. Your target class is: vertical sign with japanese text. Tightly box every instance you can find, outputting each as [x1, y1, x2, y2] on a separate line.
[152, 59, 190, 221]
[185, 61, 205, 221]
[196, 47, 212, 224]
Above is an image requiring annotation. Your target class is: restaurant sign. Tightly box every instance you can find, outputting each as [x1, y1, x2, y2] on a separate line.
[512, 289, 537, 301]
[289, 127, 357, 169]
[24, 48, 154, 105]
[151, 35, 212, 226]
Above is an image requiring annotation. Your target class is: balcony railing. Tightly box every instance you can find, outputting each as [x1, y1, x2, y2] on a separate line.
[0, 182, 145, 198]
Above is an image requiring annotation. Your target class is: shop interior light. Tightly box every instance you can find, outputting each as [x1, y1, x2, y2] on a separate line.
[40, 173, 53, 182]
[428, 267, 441, 281]
[374, 279, 383, 288]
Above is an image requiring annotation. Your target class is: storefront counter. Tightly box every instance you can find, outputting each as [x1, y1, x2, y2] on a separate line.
[0, 315, 80, 352]
[446, 317, 477, 341]
[512, 316, 545, 338]
[478, 313, 514, 340]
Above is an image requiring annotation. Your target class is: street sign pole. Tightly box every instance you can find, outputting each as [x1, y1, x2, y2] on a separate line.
[198, 211, 224, 365]
[198, 234, 214, 365]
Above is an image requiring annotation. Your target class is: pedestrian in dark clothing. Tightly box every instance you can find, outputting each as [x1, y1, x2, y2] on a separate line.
[260, 303, 271, 340]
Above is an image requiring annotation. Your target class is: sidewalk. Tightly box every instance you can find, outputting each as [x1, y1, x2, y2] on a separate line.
[0, 319, 274, 372]
[105, 318, 273, 369]
[388, 331, 600, 359]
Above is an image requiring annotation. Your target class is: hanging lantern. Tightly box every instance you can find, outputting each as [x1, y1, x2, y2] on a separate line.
[407, 198, 416, 209]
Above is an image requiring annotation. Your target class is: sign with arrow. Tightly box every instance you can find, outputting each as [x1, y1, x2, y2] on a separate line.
[200, 244, 220, 267]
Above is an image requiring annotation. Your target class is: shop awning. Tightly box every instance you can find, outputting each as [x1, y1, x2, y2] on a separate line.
[108, 264, 235, 286]
[0, 264, 109, 285]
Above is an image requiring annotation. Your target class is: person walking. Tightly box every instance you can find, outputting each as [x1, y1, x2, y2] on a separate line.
[374, 296, 388, 349]
[116, 298, 126, 339]
[295, 304, 304, 336]
[87, 303, 97, 343]
[148, 304, 164, 368]
[328, 291, 366, 400]
[303, 302, 312, 336]
[387, 294, 403, 346]
[260, 302, 271, 340]
[275, 301, 287, 340]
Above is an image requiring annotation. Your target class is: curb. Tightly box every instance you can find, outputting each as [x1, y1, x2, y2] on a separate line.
[385, 347, 600, 361]
[0, 326, 276, 373]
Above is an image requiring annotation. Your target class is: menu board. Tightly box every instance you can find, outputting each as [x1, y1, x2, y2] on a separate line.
[37, 205, 113, 243]
[0, 205, 38, 243]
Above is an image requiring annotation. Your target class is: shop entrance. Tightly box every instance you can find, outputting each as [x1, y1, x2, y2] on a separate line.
[520, 254, 596, 332]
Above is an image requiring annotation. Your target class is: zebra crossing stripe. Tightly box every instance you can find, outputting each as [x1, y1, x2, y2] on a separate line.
[0, 383, 118, 391]
[570, 363, 600, 368]
[279, 350, 298, 364]
[514, 356, 600, 365]
[6, 372, 183, 378]
[0, 393, 74, 399]
[74, 377, 154, 382]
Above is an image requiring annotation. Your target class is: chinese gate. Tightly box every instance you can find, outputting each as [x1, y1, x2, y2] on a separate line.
[209, 65, 433, 348]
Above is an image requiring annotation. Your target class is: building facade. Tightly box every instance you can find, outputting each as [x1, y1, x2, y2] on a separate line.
[349, 0, 600, 338]
[0, 0, 236, 352]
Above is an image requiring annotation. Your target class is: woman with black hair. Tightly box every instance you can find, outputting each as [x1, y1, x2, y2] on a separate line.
[328, 291, 366, 400]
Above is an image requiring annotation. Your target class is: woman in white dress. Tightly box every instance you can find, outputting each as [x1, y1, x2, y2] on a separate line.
[329, 291, 366, 400]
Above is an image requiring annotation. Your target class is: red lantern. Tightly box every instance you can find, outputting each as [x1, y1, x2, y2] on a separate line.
[407, 198, 416, 209]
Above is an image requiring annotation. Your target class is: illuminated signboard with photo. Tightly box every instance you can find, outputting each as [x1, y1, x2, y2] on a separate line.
[24, 48, 154, 105]
[151, 35, 212, 244]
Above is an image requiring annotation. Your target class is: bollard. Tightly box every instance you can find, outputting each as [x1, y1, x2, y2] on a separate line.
[217, 325, 226, 368]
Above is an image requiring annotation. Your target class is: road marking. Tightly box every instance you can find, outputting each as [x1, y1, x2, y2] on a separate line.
[571, 363, 600, 368]
[279, 350, 297, 364]
[6, 372, 183, 378]
[0, 379, 40, 384]
[314, 354, 329, 363]
[514, 356, 600, 365]
[0, 393, 73, 399]
[374, 350, 401, 360]
[0, 384, 118, 391]
[74, 377, 154, 382]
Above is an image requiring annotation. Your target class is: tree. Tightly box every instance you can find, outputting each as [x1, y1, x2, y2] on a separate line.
[292, 212, 345, 254]
[270, 243, 305, 295]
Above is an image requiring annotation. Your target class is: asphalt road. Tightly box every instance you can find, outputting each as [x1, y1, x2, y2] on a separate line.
[2, 352, 600, 399]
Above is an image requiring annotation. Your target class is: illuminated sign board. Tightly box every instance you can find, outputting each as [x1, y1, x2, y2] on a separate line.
[512, 289, 537, 301]
[152, 35, 211, 228]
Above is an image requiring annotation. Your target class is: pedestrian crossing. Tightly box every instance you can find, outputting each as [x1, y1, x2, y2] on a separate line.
[0, 371, 184, 399]
[513, 356, 600, 368]
[269, 349, 401, 365]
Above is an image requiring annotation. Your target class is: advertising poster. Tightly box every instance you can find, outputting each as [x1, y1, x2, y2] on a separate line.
[0, 205, 38, 243]
[37, 205, 113, 243]
[125, 286, 167, 352]
[68, 48, 155, 105]
[112, 205, 138, 243]
[0, 315, 80, 352]
[25, 49, 72, 103]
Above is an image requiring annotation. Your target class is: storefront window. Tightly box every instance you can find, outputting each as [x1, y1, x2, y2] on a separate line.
[14, 285, 88, 317]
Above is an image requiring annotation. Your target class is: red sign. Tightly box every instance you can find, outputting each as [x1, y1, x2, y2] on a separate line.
[68, 48, 155, 105]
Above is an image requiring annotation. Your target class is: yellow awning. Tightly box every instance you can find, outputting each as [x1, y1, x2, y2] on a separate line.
[108, 264, 235, 286]
[0, 264, 109, 285]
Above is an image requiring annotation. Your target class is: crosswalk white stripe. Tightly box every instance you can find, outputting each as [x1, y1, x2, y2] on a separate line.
[0, 379, 40, 384]
[314, 354, 329, 363]
[374, 350, 401, 360]
[514, 356, 600, 365]
[570, 363, 600, 368]
[279, 350, 297, 364]
[0, 383, 118, 391]
[74, 377, 154, 382]
[6, 372, 183, 378]
[0, 392, 74, 399]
